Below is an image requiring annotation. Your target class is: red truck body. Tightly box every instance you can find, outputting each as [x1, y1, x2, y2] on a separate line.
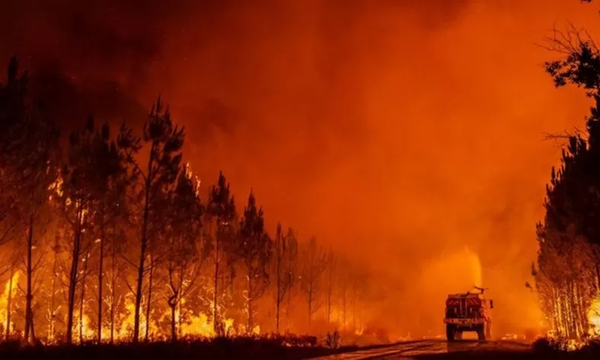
[443, 291, 493, 341]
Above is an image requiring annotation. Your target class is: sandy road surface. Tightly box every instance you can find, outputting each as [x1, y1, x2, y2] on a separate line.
[307, 339, 531, 360]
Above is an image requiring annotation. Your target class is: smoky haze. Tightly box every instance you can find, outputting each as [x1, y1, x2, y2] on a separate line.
[3, 0, 600, 338]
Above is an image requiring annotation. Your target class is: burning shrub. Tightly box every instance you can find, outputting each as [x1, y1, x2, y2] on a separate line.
[532, 337, 568, 354]
[325, 330, 340, 349]
[532, 336, 600, 354]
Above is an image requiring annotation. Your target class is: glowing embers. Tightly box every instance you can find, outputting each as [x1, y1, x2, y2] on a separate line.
[588, 298, 600, 337]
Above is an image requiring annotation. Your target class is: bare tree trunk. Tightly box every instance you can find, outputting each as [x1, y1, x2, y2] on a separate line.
[5, 264, 14, 341]
[97, 221, 104, 343]
[327, 263, 332, 325]
[558, 288, 564, 337]
[30, 314, 36, 342]
[110, 241, 116, 344]
[79, 251, 89, 343]
[276, 256, 281, 333]
[168, 259, 178, 342]
[342, 288, 347, 330]
[134, 157, 153, 343]
[353, 289, 357, 331]
[49, 234, 59, 341]
[66, 204, 83, 344]
[246, 261, 253, 331]
[213, 229, 220, 334]
[275, 231, 281, 333]
[133, 236, 147, 342]
[248, 300, 254, 332]
[286, 285, 292, 332]
[577, 284, 586, 338]
[145, 253, 154, 341]
[24, 214, 34, 343]
[596, 264, 600, 295]
[170, 301, 177, 342]
[308, 288, 312, 329]
[566, 285, 573, 338]
[552, 288, 560, 336]
[178, 297, 183, 339]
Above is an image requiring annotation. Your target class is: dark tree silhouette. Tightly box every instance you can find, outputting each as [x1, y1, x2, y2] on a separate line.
[83, 122, 131, 343]
[206, 172, 236, 334]
[300, 237, 327, 329]
[164, 166, 204, 341]
[533, 3, 600, 337]
[0, 57, 59, 343]
[129, 98, 185, 342]
[325, 250, 336, 325]
[273, 224, 298, 333]
[0, 57, 29, 247]
[237, 190, 271, 331]
[59, 118, 102, 344]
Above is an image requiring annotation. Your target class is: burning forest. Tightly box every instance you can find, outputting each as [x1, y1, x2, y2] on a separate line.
[0, 58, 374, 345]
[9, 0, 600, 359]
[532, 24, 600, 341]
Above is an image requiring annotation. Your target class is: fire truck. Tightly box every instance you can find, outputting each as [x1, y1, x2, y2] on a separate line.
[443, 287, 493, 341]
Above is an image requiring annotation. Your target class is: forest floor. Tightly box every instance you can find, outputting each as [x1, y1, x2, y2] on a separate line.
[0, 335, 397, 360]
[3, 337, 597, 360]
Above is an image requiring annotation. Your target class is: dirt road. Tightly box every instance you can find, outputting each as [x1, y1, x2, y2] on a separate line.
[307, 339, 532, 360]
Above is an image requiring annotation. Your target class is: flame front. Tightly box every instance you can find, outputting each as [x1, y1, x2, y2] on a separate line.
[588, 298, 600, 337]
[0, 272, 19, 337]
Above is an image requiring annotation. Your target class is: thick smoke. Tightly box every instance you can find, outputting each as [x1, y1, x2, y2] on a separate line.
[3, 0, 600, 338]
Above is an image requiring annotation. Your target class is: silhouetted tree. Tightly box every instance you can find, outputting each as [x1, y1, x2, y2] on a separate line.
[336, 255, 352, 329]
[325, 250, 336, 325]
[0, 57, 60, 343]
[273, 224, 298, 333]
[300, 237, 327, 329]
[59, 119, 134, 344]
[164, 166, 205, 341]
[533, 9, 600, 337]
[46, 233, 61, 342]
[87, 123, 131, 344]
[128, 98, 185, 342]
[59, 118, 99, 344]
[0, 56, 29, 247]
[206, 172, 236, 334]
[237, 191, 271, 331]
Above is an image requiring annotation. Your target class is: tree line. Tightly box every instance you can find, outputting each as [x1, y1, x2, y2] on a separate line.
[532, 0, 600, 340]
[0, 58, 371, 344]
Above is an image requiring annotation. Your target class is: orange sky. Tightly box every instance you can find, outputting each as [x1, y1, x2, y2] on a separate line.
[3, 0, 600, 337]
[150, 0, 599, 335]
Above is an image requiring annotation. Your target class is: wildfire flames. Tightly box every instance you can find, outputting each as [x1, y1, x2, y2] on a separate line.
[587, 299, 600, 337]
[0, 271, 247, 345]
[0, 272, 19, 337]
[67, 296, 237, 343]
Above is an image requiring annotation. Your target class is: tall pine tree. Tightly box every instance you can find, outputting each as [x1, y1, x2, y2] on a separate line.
[237, 190, 271, 331]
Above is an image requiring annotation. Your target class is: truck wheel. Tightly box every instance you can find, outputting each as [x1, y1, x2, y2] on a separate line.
[477, 326, 486, 341]
[485, 324, 492, 340]
[446, 325, 455, 341]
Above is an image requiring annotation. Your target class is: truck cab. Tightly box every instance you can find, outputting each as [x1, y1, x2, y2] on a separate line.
[443, 288, 493, 341]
